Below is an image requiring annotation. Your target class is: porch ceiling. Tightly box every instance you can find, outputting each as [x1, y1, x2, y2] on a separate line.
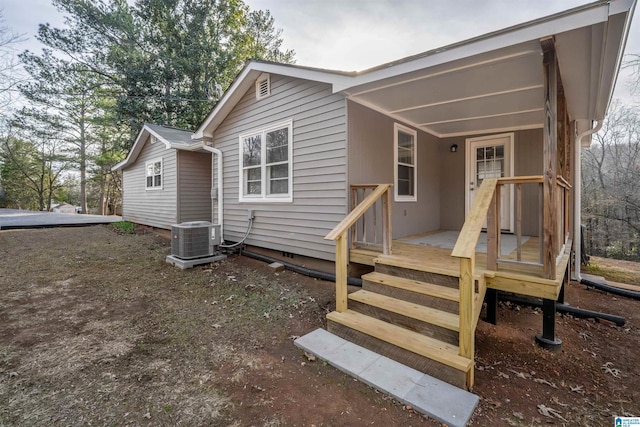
[342, 4, 633, 139]
[346, 41, 546, 138]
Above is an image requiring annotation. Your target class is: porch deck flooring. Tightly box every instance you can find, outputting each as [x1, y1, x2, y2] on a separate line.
[351, 231, 555, 280]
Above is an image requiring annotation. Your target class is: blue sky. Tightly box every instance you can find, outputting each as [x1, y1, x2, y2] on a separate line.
[2, 0, 639, 103]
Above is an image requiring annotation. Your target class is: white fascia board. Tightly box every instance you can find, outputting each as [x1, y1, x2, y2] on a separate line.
[146, 127, 174, 149]
[192, 62, 353, 140]
[111, 126, 150, 171]
[609, 0, 636, 14]
[335, 3, 613, 93]
[596, 3, 637, 119]
[193, 66, 258, 140]
[249, 62, 354, 88]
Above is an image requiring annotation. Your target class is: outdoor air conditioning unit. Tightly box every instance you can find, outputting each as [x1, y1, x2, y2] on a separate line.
[171, 221, 221, 259]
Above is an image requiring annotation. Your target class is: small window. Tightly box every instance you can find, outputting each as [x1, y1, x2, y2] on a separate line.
[239, 120, 292, 202]
[256, 74, 270, 99]
[394, 123, 417, 202]
[145, 158, 163, 190]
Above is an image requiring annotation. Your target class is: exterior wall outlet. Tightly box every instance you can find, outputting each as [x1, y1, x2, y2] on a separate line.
[248, 209, 255, 220]
[210, 188, 218, 200]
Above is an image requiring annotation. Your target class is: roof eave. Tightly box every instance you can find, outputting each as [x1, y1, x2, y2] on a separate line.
[192, 61, 356, 139]
[111, 126, 150, 172]
[336, 0, 626, 94]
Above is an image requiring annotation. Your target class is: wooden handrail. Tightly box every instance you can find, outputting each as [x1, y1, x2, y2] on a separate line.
[349, 184, 380, 189]
[325, 184, 391, 241]
[497, 175, 543, 185]
[451, 178, 498, 259]
[326, 183, 392, 313]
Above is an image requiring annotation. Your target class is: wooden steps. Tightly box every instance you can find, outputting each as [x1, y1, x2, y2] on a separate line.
[326, 246, 489, 390]
[362, 271, 460, 314]
[327, 310, 472, 388]
[349, 290, 459, 331]
[327, 310, 470, 368]
[375, 254, 460, 278]
[348, 289, 459, 345]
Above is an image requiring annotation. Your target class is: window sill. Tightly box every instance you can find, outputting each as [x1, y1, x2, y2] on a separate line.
[239, 196, 293, 203]
[395, 196, 417, 203]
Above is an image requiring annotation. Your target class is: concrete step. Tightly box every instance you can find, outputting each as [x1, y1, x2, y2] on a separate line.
[295, 328, 479, 427]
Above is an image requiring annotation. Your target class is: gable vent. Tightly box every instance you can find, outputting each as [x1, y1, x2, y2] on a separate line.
[256, 74, 270, 100]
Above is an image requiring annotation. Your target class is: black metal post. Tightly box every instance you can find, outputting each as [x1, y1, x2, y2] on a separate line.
[484, 288, 497, 325]
[535, 298, 562, 351]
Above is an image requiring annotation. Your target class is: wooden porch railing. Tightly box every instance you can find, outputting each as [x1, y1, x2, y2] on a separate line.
[452, 178, 498, 387]
[487, 175, 571, 271]
[556, 176, 572, 258]
[452, 174, 571, 385]
[325, 184, 392, 312]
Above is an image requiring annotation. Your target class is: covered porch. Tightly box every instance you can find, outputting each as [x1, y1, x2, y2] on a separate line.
[321, 0, 633, 392]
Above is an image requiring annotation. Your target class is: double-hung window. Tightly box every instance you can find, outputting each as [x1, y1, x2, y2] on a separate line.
[145, 158, 163, 190]
[394, 123, 417, 202]
[239, 120, 293, 202]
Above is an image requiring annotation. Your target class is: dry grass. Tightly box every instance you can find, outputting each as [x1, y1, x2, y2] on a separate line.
[0, 226, 322, 426]
[583, 255, 640, 285]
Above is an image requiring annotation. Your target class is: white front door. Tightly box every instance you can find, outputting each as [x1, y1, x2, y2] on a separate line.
[465, 133, 514, 232]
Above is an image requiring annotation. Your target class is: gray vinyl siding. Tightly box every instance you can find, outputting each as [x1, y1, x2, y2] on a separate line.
[177, 150, 212, 223]
[439, 128, 543, 235]
[347, 101, 441, 238]
[122, 137, 177, 229]
[212, 74, 347, 261]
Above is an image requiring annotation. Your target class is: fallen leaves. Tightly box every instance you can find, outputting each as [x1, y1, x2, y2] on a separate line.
[533, 378, 558, 389]
[507, 369, 528, 379]
[569, 385, 585, 394]
[601, 362, 621, 378]
[537, 404, 567, 422]
[512, 411, 524, 420]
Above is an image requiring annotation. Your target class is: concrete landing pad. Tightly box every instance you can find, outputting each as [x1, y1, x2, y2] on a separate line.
[294, 328, 478, 427]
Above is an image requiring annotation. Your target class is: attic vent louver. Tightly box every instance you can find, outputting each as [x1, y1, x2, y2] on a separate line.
[256, 74, 270, 100]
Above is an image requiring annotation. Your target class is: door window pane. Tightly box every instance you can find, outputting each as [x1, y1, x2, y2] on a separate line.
[476, 144, 505, 186]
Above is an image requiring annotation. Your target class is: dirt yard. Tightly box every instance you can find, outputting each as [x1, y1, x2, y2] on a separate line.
[0, 226, 638, 426]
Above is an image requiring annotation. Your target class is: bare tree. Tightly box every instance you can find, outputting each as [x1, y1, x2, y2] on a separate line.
[0, 9, 25, 113]
[582, 102, 640, 259]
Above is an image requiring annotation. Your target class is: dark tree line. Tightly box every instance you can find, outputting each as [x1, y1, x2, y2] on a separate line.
[0, 0, 294, 213]
[582, 102, 640, 260]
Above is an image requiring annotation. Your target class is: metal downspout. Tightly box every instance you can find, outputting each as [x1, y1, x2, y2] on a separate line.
[202, 143, 224, 242]
[573, 119, 602, 281]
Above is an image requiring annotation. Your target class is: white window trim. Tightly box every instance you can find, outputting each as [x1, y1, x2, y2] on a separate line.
[145, 158, 163, 191]
[393, 123, 417, 202]
[238, 119, 293, 203]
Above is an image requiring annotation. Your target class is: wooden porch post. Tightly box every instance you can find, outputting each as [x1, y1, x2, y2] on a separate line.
[335, 234, 348, 312]
[382, 187, 392, 255]
[542, 38, 558, 280]
[486, 189, 498, 271]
